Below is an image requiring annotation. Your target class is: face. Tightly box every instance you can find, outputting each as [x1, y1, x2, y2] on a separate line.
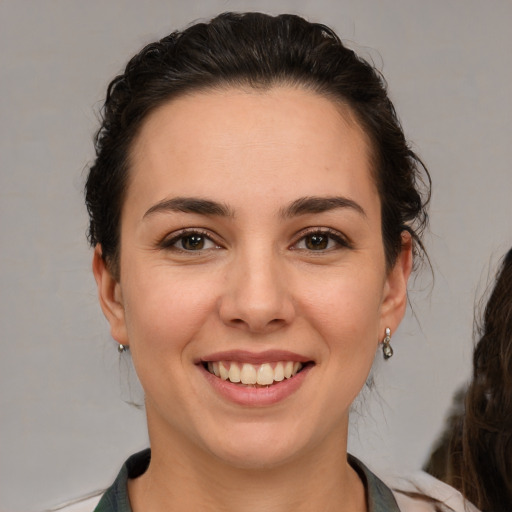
[94, 86, 411, 469]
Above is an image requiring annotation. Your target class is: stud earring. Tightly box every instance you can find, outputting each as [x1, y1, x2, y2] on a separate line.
[382, 328, 393, 360]
[118, 344, 129, 353]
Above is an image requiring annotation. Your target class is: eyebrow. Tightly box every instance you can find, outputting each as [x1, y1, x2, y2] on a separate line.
[143, 197, 234, 219]
[143, 195, 366, 220]
[280, 196, 366, 218]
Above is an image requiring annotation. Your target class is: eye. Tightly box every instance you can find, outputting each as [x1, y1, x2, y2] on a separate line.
[162, 230, 220, 252]
[178, 234, 214, 251]
[293, 229, 350, 252]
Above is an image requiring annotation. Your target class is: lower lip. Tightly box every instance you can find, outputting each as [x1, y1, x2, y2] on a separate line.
[200, 364, 312, 407]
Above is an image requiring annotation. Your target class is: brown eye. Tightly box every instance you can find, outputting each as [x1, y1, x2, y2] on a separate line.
[163, 231, 219, 252]
[293, 229, 350, 252]
[180, 234, 206, 250]
[305, 233, 329, 250]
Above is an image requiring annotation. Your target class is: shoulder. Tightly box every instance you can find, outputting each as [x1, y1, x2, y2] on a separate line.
[393, 491, 452, 512]
[348, 455, 402, 512]
[46, 493, 102, 512]
[47, 450, 150, 512]
[385, 470, 481, 512]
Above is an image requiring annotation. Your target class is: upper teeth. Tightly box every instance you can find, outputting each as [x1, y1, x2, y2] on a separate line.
[207, 361, 303, 385]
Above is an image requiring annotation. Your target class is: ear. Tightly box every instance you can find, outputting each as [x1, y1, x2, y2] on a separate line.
[92, 245, 128, 345]
[379, 232, 413, 336]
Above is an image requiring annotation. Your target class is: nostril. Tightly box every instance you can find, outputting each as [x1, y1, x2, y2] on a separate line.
[228, 316, 286, 332]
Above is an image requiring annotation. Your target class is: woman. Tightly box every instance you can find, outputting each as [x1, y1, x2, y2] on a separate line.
[84, 12, 468, 512]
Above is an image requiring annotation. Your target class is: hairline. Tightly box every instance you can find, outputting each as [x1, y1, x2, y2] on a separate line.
[108, 79, 385, 279]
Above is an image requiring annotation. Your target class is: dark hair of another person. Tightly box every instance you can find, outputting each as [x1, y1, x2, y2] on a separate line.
[85, 12, 430, 280]
[460, 248, 512, 511]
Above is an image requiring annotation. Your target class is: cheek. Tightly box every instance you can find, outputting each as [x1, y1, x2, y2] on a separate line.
[293, 271, 384, 418]
[301, 272, 384, 336]
[298, 268, 385, 386]
[121, 267, 219, 354]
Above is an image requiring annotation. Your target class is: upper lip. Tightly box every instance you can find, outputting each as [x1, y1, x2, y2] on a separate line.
[197, 350, 312, 365]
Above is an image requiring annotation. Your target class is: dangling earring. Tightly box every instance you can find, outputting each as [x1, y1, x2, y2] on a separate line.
[382, 327, 393, 360]
[118, 343, 129, 353]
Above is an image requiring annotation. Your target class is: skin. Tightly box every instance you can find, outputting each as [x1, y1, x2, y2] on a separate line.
[94, 86, 412, 512]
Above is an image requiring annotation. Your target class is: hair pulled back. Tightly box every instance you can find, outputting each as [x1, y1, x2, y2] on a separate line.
[461, 248, 512, 510]
[86, 12, 430, 278]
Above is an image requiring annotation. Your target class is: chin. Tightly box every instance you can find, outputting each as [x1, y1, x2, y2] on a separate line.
[202, 424, 307, 470]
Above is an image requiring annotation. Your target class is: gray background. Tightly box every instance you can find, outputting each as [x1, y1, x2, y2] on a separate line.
[1, 1, 511, 511]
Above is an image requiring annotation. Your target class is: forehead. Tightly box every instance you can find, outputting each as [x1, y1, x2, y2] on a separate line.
[127, 86, 378, 214]
[132, 85, 370, 154]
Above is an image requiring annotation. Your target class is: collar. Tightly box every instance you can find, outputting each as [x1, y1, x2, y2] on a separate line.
[94, 449, 400, 512]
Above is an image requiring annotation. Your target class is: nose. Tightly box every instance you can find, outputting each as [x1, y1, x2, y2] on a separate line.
[218, 248, 296, 334]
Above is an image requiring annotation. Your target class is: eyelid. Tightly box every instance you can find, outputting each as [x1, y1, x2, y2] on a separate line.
[157, 226, 351, 252]
[159, 228, 223, 251]
[290, 227, 353, 250]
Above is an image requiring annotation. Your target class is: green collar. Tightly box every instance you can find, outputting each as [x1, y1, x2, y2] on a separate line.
[94, 449, 400, 512]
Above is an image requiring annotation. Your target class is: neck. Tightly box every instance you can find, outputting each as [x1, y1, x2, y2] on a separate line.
[128, 421, 366, 512]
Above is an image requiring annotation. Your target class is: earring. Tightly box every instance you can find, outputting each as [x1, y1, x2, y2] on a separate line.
[382, 327, 393, 360]
[118, 344, 129, 353]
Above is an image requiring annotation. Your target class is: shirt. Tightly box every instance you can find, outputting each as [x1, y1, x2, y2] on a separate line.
[52, 449, 479, 512]
[92, 449, 401, 512]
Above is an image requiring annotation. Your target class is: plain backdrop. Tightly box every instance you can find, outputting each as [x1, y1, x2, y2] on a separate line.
[1, 1, 511, 510]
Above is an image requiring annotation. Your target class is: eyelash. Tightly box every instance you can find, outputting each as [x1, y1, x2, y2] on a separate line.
[159, 227, 352, 254]
[160, 229, 222, 253]
[291, 228, 352, 252]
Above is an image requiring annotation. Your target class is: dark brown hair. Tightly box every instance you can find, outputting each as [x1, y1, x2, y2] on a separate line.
[461, 248, 512, 510]
[424, 248, 512, 510]
[85, 12, 430, 278]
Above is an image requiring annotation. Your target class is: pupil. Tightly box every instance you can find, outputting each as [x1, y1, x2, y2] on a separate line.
[306, 234, 328, 250]
[183, 235, 204, 250]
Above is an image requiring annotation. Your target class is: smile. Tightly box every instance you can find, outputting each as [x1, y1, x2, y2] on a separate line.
[205, 361, 304, 386]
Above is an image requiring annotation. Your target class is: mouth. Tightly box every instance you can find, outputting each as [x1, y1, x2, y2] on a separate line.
[202, 360, 309, 387]
[198, 351, 314, 405]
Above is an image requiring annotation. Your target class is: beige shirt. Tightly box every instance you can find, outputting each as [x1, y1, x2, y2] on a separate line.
[388, 471, 480, 512]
